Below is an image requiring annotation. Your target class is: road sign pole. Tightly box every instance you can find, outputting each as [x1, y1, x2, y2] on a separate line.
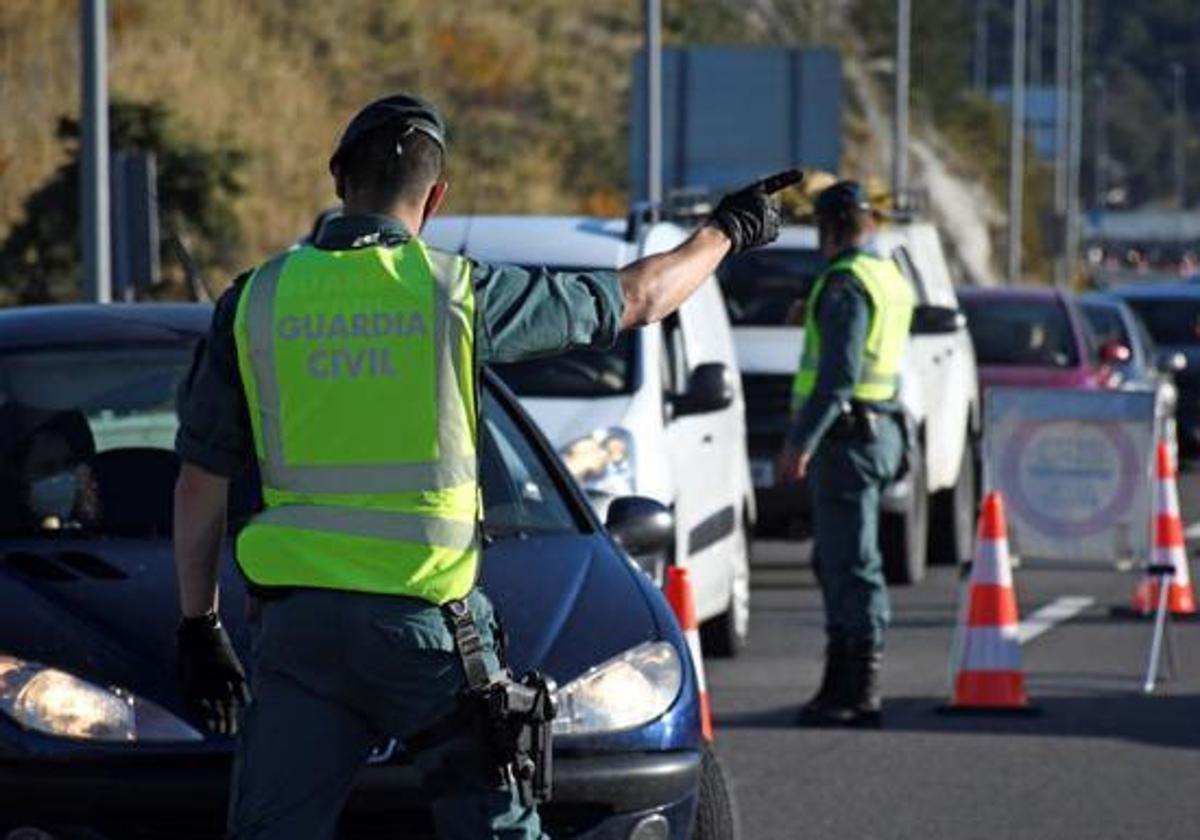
[893, 0, 911, 210]
[80, 0, 111, 304]
[645, 0, 663, 208]
[1065, 0, 1084, 286]
[1053, 0, 1069, 286]
[1007, 0, 1027, 285]
[973, 0, 989, 92]
[1172, 62, 1187, 209]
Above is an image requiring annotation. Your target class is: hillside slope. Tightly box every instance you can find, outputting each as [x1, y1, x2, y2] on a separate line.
[1, 0, 1039, 296]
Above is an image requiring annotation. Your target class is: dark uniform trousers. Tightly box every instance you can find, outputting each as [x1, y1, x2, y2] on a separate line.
[809, 413, 904, 652]
[228, 587, 546, 840]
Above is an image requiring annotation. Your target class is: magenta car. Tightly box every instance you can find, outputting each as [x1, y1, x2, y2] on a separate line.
[958, 286, 1122, 392]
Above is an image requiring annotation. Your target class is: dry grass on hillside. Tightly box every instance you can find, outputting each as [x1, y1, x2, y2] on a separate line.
[1, 0, 641, 286]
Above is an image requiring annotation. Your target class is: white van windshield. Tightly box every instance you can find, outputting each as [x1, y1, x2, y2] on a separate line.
[490, 265, 639, 398]
[493, 332, 638, 398]
[717, 248, 826, 326]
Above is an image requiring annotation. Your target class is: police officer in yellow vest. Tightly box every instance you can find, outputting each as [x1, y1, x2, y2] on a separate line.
[776, 181, 914, 728]
[172, 94, 790, 839]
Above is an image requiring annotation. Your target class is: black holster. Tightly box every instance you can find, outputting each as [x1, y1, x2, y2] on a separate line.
[443, 598, 557, 807]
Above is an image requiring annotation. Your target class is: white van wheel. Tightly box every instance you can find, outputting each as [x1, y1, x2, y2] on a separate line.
[700, 518, 751, 658]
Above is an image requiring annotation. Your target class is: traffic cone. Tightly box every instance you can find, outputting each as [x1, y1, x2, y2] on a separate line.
[1129, 442, 1196, 617]
[944, 492, 1034, 713]
[664, 566, 714, 742]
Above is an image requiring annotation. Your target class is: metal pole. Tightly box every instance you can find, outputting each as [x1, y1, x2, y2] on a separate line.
[1092, 74, 1107, 208]
[1007, 0, 1028, 285]
[1065, 0, 1083, 285]
[1053, 0, 1069, 286]
[893, 0, 911, 208]
[1172, 63, 1187, 209]
[1029, 0, 1043, 86]
[645, 0, 663, 207]
[80, 0, 111, 304]
[973, 0, 989, 92]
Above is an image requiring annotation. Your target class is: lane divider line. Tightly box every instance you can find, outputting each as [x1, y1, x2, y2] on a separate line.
[1017, 596, 1095, 645]
[1184, 521, 1200, 540]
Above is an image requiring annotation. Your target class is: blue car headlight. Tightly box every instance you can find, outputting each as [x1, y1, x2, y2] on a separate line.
[0, 655, 203, 743]
[552, 642, 682, 736]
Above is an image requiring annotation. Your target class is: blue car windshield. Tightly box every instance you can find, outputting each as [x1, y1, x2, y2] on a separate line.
[1121, 298, 1200, 346]
[0, 343, 582, 542]
[0, 345, 192, 538]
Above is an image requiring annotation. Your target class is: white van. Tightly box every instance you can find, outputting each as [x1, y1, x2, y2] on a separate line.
[424, 216, 754, 656]
[720, 222, 980, 584]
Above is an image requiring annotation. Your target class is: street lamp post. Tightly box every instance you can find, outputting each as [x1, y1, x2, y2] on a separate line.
[1053, 0, 1069, 286]
[1092, 74, 1108, 209]
[974, 0, 989, 92]
[1065, 0, 1083, 286]
[1172, 62, 1187, 209]
[893, 0, 911, 209]
[1008, 0, 1028, 285]
[645, 0, 663, 208]
[80, 0, 111, 303]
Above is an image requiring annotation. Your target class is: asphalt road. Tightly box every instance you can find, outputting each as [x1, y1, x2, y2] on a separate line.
[708, 471, 1200, 840]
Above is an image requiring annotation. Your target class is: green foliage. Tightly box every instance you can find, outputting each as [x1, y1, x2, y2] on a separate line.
[0, 98, 245, 304]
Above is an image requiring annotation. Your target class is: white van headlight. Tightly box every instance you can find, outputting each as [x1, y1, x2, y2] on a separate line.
[559, 427, 636, 497]
[552, 642, 682, 735]
[0, 655, 203, 743]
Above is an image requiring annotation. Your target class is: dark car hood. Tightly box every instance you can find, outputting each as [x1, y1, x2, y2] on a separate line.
[0, 532, 659, 721]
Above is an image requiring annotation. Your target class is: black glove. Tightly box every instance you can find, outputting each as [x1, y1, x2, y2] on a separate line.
[177, 612, 250, 736]
[708, 169, 803, 254]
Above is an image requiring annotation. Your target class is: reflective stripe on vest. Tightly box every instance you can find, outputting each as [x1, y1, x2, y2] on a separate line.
[791, 252, 915, 404]
[232, 240, 479, 603]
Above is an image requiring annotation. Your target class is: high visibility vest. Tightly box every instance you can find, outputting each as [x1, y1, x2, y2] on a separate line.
[232, 240, 479, 604]
[791, 251, 915, 406]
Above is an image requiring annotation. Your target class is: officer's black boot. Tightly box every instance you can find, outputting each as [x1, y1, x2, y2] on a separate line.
[795, 641, 847, 726]
[837, 649, 883, 728]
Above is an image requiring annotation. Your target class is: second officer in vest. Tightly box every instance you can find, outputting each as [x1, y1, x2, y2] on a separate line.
[172, 94, 791, 839]
[776, 181, 915, 728]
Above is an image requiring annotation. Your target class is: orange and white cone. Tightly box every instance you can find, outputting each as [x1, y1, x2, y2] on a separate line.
[946, 491, 1033, 711]
[1130, 441, 1197, 616]
[664, 566, 714, 742]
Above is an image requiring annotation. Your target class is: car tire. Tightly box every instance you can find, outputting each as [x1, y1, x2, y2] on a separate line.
[700, 519, 751, 658]
[929, 434, 977, 566]
[692, 747, 740, 840]
[880, 443, 928, 586]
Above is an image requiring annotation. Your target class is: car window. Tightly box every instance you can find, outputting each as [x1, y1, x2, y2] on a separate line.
[891, 247, 929, 304]
[493, 333, 637, 399]
[1077, 309, 1102, 367]
[960, 298, 1081, 368]
[1121, 298, 1200, 346]
[661, 313, 688, 395]
[480, 389, 580, 540]
[1080, 302, 1127, 346]
[0, 345, 193, 538]
[1132, 314, 1158, 361]
[490, 264, 638, 398]
[716, 247, 824, 326]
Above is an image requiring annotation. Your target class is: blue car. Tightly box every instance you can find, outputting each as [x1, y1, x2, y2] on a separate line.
[1107, 283, 1199, 455]
[0, 305, 735, 839]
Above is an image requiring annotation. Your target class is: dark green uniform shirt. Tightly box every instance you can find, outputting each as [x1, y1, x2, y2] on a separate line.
[176, 214, 625, 476]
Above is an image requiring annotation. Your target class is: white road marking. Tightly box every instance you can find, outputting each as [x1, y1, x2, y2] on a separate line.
[1185, 521, 1200, 540]
[1017, 596, 1095, 645]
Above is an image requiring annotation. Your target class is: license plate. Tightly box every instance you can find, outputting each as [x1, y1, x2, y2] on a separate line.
[751, 458, 774, 488]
